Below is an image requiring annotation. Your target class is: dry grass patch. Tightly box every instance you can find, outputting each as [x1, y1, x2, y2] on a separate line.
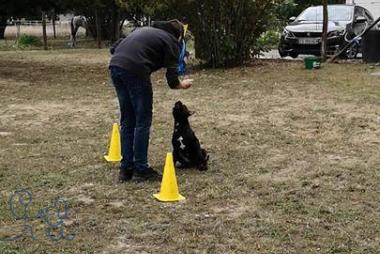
[0, 49, 379, 253]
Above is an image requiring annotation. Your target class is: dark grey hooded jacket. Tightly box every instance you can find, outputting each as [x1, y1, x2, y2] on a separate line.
[109, 21, 183, 88]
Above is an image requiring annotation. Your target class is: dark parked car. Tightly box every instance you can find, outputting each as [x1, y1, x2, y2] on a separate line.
[279, 4, 374, 58]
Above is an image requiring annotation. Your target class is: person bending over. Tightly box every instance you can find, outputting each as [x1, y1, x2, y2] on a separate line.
[109, 19, 192, 182]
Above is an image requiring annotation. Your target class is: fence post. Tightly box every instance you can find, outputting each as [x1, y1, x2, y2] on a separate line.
[16, 21, 21, 39]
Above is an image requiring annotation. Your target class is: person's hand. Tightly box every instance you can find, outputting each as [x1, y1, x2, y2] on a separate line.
[177, 79, 193, 89]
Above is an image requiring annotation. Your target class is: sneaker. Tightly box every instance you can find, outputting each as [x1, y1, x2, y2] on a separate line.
[119, 168, 134, 182]
[133, 167, 162, 181]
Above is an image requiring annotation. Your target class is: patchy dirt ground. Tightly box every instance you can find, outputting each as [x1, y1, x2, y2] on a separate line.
[0, 49, 379, 254]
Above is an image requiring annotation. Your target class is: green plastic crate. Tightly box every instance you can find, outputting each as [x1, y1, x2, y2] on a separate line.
[304, 57, 321, 69]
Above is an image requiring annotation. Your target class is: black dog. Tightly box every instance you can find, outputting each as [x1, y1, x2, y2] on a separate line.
[172, 101, 209, 171]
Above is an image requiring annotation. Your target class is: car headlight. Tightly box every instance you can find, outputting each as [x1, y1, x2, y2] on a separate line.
[282, 28, 295, 38]
[328, 30, 345, 37]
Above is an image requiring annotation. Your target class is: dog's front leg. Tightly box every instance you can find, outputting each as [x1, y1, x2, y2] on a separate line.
[173, 149, 181, 166]
[173, 149, 191, 168]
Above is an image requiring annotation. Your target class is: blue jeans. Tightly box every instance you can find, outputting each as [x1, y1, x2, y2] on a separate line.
[110, 66, 153, 172]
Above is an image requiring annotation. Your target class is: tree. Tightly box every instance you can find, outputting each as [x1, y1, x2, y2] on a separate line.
[110, 1, 121, 42]
[41, 11, 48, 50]
[273, 0, 298, 28]
[120, 0, 283, 67]
[95, 9, 102, 48]
[187, 0, 282, 67]
[321, 0, 328, 61]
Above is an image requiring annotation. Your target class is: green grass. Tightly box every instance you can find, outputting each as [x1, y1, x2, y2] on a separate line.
[0, 243, 22, 254]
[0, 36, 109, 51]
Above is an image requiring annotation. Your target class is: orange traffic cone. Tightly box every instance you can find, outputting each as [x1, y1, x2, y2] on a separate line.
[154, 153, 185, 202]
[104, 123, 122, 162]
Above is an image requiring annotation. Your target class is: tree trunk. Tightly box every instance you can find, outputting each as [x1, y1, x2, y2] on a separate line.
[95, 9, 102, 48]
[115, 12, 121, 39]
[42, 11, 48, 50]
[111, 2, 121, 43]
[321, 0, 328, 61]
[0, 16, 7, 39]
[51, 10, 56, 39]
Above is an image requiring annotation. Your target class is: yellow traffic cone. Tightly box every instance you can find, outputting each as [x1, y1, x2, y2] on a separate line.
[104, 123, 122, 162]
[154, 153, 185, 202]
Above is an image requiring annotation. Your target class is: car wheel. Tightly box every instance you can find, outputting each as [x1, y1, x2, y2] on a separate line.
[279, 50, 287, 58]
[289, 52, 299, 58]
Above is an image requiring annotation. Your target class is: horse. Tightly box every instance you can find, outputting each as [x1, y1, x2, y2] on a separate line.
[69, 16, 87, 48]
